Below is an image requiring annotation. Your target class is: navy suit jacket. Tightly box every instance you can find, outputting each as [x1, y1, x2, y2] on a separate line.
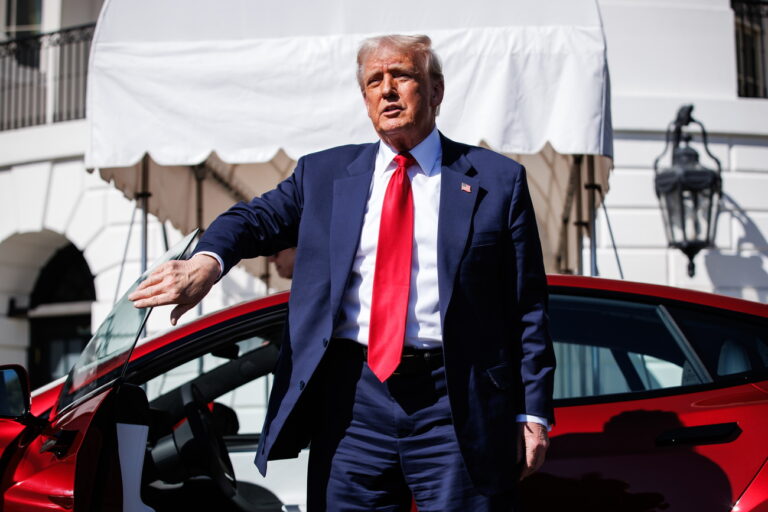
[194, 134, 555, 494]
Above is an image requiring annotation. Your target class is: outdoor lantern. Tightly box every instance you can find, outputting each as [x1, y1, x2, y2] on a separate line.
[653, 105, 722, 277]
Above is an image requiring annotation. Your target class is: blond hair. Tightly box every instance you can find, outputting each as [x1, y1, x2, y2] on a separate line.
[356, 34, 444, 89]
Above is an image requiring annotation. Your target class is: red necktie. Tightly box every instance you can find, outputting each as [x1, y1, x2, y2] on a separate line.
[368, 153, 416, 382]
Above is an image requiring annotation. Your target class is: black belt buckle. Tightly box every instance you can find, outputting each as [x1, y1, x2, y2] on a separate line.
[393, 348, 443, 376]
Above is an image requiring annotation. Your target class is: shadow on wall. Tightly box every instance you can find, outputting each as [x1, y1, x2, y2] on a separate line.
[704, 194, 768, 302]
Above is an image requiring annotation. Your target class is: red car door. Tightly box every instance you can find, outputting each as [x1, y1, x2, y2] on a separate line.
[1, 388, 114, 511]
[1, 232, 198, 511]
[521, 292, 768, 512]
[536, 383, 768, 512]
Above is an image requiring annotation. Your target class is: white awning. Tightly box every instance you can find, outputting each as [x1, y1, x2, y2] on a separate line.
[87, 0, 613, 275]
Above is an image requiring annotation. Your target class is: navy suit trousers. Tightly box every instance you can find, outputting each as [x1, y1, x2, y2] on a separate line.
[307, 339, 518, 512]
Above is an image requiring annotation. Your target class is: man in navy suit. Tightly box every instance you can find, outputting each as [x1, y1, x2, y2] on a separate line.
[131, 34, 555, 511]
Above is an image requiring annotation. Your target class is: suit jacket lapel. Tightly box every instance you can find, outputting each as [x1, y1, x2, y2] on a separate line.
[437, 135, 479, 325]
[329, 143, 378, 321]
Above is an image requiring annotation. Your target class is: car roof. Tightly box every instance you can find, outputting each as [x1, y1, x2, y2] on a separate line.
[130, 276, 766, 364]
[129, 291, 291, 363]
[547, 275, 767, 318]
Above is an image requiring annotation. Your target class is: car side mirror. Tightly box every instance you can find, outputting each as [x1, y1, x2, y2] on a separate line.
[0, 364, 31, 420]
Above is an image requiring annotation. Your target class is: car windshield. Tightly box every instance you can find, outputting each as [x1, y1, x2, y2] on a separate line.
[56, 231, 198, 413]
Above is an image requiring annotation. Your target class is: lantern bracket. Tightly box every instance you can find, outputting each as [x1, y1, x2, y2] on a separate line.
[654, 105, 722, 177]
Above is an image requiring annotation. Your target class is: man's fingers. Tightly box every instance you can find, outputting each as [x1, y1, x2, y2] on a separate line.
[131, 291, 179, 309]
[518, 422, 549, 481]
[170, 303, 194, 326]
[519, 446, 543, 480]
[131, 262, 175, 292]
[518, 425, 530, 480]
[138, 269, 165, 288]
[127, 258, 215, 320]
[129, 273, 169, 301]
[528, 445, 545, 471]
[129, 283, 164, 302]
[129, 263, 189, 306]
[520, 444, 537, 480]
[130, 278, 178, 302]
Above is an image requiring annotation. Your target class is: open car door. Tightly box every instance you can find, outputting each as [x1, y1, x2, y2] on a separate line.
[0, 231, 197, 512]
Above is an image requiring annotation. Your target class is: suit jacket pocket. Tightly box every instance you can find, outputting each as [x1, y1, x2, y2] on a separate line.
[470, 230, 500, 247]
[485, 363, 513, 390]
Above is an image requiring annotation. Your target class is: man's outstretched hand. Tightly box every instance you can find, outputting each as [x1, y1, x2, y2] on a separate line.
[128, 254, 220, 325]
[517, 421, 549, 480]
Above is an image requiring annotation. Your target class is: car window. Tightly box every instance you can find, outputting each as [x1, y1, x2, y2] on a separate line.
[667, 305, 768, 380]
[550, 294, 705, 400]
[56, 231, 198, 413]
[144, 322, 284, 435]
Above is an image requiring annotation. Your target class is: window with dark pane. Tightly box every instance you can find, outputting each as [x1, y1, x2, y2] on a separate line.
[668, 305, 768, 379]
[28, 243, 95, 388]
[733, 0, 768, 98]
[549, 295, 702, 400]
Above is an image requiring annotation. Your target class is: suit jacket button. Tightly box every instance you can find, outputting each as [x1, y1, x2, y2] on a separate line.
[322, 338, 329, 347]
[299, 380, 306, 390]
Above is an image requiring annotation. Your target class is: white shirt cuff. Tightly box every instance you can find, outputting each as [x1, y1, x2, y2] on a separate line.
[194, 251, 224, 279]
[516, 414, 551, 432]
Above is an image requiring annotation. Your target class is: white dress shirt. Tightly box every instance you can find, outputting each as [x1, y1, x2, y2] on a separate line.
[197, 127, 549, 429]
[333, 127, 443, 349]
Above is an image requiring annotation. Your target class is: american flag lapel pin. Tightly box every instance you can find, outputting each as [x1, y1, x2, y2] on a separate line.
[461, 182, 472, 193]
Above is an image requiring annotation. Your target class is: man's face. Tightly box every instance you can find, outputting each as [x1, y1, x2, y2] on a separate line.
[361, 45, 444, 152]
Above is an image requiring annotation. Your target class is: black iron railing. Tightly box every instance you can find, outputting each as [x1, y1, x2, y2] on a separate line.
[0, 23, 95, 131]
[733, 0, 768, 98]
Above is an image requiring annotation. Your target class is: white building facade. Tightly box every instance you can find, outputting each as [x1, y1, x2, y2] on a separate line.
[598, 0, 768, 303]
[0, 0, 271, 385]
[0, 0, 766, 387]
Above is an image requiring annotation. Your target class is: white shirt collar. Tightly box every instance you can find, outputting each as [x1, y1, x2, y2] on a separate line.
[377, 127, 442, 177]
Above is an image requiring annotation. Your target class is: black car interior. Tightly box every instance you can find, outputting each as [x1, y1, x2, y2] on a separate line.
[80, 318, 288, 512]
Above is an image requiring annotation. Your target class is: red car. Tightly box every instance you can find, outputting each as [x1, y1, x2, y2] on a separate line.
[1, 234, 767, 512]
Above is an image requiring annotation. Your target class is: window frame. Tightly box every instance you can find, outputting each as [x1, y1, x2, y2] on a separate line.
[124, 304, 287, 390]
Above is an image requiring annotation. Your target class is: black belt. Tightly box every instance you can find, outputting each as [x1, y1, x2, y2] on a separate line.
[332, 338, 444, 375]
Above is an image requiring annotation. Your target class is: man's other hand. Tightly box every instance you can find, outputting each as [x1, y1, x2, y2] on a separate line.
[517, 421, 549, 480]
[128, 254, 220, 325]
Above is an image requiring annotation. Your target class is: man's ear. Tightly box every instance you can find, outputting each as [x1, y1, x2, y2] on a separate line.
[431, 80, 445, 108]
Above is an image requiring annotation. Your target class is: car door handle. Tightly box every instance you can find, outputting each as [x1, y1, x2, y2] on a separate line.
[656, 422, 741, 447]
